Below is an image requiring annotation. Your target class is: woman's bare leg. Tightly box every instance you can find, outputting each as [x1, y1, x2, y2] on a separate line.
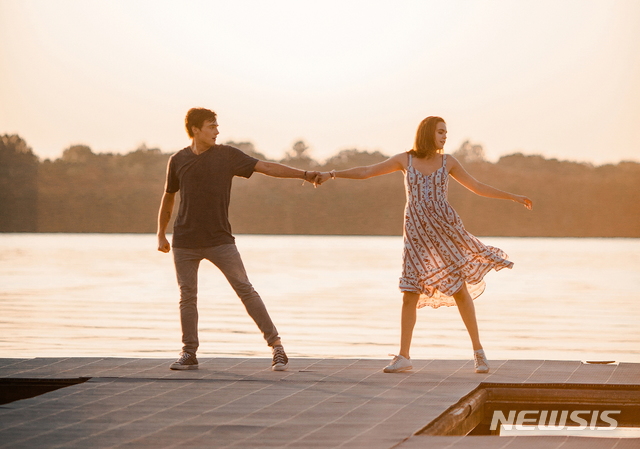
[399, 292, 420, 358]
[453, 284, 483, 351]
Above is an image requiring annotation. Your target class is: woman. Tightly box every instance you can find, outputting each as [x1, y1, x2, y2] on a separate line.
[317, 117, 532, 373]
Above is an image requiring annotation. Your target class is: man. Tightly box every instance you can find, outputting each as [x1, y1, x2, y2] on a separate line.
[157, 107, 319, 371]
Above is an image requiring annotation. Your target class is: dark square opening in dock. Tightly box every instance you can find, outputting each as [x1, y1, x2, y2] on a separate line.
[0, 377, 90, 405]
[418, 383, 640, 437]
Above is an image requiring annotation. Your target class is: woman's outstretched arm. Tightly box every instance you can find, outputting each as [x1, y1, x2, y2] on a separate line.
[448, 155, 533, 209]
[317, 153, 405, 184]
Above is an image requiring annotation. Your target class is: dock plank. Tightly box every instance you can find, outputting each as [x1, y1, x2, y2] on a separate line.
[0, 358, 638, 448]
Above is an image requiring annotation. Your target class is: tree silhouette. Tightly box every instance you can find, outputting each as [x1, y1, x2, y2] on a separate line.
[61, 144, 95, 163]
[280, 140, 318, 169]
[0, 135, 39, 231]
[2, 135, 638, 236]
[452, 140, 486, 163]
[322, 148, 388, 170]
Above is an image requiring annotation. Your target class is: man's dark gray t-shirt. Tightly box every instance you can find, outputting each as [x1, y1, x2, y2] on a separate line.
[165, 145, 258, 248]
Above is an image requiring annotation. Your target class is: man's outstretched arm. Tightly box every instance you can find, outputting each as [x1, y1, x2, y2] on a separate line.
[254, 161, 320, 185]
[157, 191, 176, 253]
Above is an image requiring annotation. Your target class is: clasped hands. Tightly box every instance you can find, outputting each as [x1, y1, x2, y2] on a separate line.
[303, 171, 334, 187]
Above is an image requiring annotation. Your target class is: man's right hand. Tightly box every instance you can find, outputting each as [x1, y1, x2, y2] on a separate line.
[158, 235, 171, 253]
[316, 172, 332, 185]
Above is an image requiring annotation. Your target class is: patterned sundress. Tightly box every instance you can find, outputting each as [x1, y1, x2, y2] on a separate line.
[399, 153, 513, 309]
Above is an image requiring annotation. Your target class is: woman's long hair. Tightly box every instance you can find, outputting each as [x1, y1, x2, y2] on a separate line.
[409, 116, 445, 159]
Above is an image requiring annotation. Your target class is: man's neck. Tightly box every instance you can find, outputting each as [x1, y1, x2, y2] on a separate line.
[191, 140, 213, 155]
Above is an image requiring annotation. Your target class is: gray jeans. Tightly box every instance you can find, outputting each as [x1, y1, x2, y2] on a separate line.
[172, 244, 280, 355]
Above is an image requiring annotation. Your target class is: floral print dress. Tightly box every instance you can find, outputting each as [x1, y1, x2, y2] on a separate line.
[399, 153, 513, 309]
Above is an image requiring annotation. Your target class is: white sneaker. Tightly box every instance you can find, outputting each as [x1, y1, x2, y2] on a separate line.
[474, 349, 489, 373]
[383, 354, 412, 373]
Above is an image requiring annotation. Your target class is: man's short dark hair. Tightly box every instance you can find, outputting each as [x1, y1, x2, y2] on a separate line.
[185, 108, 218, 138]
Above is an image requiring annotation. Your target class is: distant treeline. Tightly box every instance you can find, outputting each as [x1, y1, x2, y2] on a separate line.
[1, 134, 639, 237]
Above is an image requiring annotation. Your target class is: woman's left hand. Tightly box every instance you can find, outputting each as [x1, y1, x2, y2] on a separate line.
[513, 195, 533, 210]
[316, 172, 333, 185]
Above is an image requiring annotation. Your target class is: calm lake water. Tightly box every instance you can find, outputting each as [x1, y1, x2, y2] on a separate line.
[1, 234, 639, 363]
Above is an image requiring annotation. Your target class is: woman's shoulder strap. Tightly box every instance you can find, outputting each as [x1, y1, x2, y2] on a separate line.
[407, 152, 413, 166]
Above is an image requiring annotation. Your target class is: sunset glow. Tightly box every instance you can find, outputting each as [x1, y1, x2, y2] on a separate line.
[1, 0, 639, 163]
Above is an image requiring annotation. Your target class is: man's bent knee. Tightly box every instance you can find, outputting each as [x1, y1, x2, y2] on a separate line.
[238, 289, 263, 307]
[233, 281, 258, 301]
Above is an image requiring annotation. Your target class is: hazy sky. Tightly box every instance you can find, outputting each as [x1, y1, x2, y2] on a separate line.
[1, 0, 639, 164]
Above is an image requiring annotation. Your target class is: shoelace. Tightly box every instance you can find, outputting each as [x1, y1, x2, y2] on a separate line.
[474, 351, 487, 366]
[273, 347, 287, 364]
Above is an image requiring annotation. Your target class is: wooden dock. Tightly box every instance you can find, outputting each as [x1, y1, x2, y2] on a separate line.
[1, 358, 639, 448]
